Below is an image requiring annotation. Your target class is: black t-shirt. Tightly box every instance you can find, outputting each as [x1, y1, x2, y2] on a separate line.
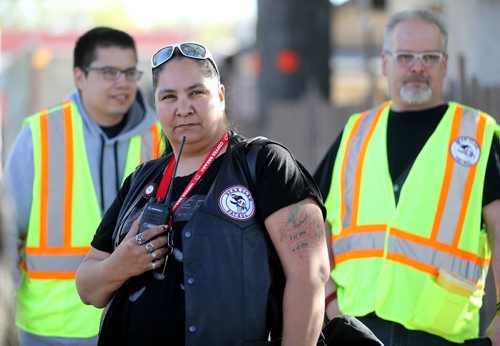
[313, 104, 500, 207]
[92, 143, 324, 346]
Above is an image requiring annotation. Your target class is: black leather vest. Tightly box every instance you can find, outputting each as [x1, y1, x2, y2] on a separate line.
[112, 134, 285, 345]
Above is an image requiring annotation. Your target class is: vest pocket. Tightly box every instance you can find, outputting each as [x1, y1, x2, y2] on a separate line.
[411, 276, 472, 338]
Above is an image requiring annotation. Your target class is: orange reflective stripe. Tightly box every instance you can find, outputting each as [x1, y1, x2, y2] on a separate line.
[39, 110, 50, 249]
[26, 246, 90, 255]
[333, 224, 387, 241]
[62, 101, 74, 249]
[29, 272, 76, 280]
[336, 249, 384, 264]
[387, 252, 438, 276]
[150, 122, 161, 159]
[452, 114, 486, 246]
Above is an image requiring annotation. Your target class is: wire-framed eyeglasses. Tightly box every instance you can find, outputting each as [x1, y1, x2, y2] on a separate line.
[385, 50, 446, 68]
[151, 42, 219, 77]
[84, 66, 143, 81]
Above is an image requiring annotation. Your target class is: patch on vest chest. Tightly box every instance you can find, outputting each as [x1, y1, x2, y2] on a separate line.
[449, 136, 480, 166]
[218, 185, 255, 220]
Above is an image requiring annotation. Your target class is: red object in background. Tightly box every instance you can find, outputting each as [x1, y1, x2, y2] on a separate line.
[276, 48, 300, 74]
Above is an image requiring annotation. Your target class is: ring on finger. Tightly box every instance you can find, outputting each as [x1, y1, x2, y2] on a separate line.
[135, 233, 146, 245]
[151, 261, 156, 270]
[145, 242, 155, 253]
[151, 251, 158, 260]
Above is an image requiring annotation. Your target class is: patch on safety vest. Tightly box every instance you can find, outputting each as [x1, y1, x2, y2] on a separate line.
[450, 136, 480, 166]
[143, 183, 157, 199]
[218, 185, 255, 220]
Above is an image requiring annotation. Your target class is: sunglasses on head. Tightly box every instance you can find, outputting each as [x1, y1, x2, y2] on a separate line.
[151, 42, 219, 76]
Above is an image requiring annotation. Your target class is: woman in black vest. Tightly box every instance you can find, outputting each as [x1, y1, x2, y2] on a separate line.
[76, 42, 330, 346]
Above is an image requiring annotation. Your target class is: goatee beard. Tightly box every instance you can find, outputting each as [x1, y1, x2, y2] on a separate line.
[399, 78, 432, 105]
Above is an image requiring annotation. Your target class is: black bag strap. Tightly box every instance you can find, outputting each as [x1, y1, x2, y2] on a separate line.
[235, 136, 287, 341]
[241, 136, 268, 187]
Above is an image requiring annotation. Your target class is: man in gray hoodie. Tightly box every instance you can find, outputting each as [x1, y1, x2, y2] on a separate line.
[3, 27, 161, 346]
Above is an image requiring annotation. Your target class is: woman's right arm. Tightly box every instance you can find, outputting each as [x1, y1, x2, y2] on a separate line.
[76, 247, 119, 308]
[76, 218, 168, 308]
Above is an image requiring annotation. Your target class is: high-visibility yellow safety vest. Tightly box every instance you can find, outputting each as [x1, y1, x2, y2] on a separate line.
[326, 101, 497, 343]
[16, 101, 162, 337]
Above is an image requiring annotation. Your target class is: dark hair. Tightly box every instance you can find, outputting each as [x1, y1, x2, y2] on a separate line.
[151, 49, 230, 157]
[152, 49, 219, 91]
[73, 27, 138, 70]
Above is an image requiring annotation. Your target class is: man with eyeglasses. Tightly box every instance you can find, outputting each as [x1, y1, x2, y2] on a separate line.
[314, 9, 500, 346]
[3, 27, 161, 345]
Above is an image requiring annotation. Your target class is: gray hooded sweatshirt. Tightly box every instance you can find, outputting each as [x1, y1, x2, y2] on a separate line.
[3, 88, 158, 344]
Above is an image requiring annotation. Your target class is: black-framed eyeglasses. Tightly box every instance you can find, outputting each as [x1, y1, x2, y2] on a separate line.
[84, 66, 143, 81]
[385, 50, 446, 68]
[151, 42, 219, 76]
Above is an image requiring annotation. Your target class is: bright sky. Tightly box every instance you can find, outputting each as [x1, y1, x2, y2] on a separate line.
[1, 0, 257, 30]
[6, 0, 257, 27]
[123, 0, 258, 28]
[0, 0, 258, 53]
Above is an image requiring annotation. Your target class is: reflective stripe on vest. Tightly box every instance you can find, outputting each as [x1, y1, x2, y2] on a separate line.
[25, 101, 161, 280]
[333, 102, 489, 283]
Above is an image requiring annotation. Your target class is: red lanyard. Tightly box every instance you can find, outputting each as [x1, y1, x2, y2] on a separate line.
[155, 131, 229, 214]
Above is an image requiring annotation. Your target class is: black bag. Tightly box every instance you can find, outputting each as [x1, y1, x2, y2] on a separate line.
[258, 314, 383, 345]
[318, 315, 384, 345]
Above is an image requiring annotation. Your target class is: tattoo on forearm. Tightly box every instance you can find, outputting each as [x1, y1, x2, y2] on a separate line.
[280, 202, 323, 258]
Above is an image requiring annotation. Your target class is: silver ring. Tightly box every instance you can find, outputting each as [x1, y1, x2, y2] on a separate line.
[151, 261, 156, 270]
[145, 242, 155, 253]
[151, 251, 158, 260]
[135, 233, 146, 245]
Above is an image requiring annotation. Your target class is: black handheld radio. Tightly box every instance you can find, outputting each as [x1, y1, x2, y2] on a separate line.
[138, 136, 186, 234]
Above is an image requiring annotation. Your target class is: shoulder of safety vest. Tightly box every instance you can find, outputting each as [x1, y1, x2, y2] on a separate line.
[450, 101, 498, 127]
[23, 100, 77, 126]
[346, 101, 391, 124]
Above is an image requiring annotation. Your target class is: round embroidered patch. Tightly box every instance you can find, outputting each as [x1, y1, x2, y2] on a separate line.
[218, 185, 255, 220]
[449, 136, 480, 166]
